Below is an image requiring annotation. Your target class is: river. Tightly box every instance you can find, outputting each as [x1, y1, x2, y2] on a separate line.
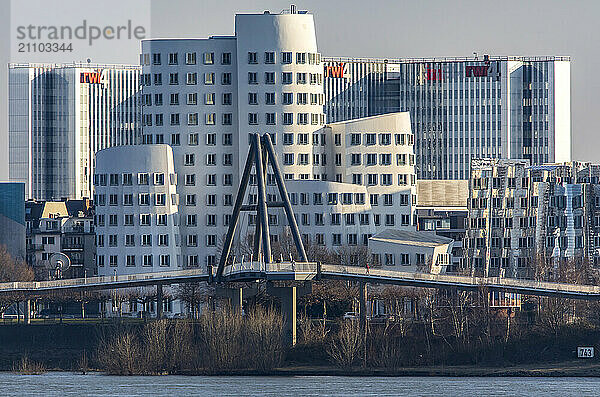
[2, 372, 600, 396]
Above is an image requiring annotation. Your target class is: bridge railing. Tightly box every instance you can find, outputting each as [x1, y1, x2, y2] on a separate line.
[322, 264, 600, 295]
[0, 267, 210, 293]
[223, 261, 317, 276]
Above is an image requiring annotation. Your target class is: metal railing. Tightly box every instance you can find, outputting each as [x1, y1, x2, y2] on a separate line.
[321, 265, 600, 296]
[0, 261, 598, 299]
[223, 261, 317, 276]
[322, 55, 571, 64]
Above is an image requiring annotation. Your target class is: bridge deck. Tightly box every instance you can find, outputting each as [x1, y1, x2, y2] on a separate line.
[0, 262, 598, 300]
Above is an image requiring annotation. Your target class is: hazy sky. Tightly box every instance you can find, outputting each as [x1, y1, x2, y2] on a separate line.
[1, 0, 598, 178]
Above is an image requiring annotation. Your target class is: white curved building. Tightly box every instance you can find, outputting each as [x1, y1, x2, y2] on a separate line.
[134, 6, 416, 272]
[94, 144, 180, 276]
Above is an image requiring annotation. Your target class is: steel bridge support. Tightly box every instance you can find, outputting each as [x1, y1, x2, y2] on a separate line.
[215, 133, 308, 282]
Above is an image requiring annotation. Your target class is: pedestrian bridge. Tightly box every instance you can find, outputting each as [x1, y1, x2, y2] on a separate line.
[1, 262, 600, 300]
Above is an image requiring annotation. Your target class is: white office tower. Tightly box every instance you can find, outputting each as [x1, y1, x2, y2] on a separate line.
[95, 145, 184, 314]
[8, 63, 141, 200]
[134, 6, 417, 271]
[323, 56, 571, 180]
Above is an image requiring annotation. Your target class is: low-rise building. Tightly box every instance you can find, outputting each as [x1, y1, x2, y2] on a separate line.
[415, 180, 468, 272]
[25, 199, 95, 279]
[369, 229, 453, 274]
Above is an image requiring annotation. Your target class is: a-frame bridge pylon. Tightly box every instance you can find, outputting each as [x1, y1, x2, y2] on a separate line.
[215, 133, 308, 282]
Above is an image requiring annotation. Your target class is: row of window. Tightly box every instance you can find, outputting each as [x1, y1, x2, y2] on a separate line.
[96, 213, 172, 227]
[348, 153, 416, 167]
[94, 173, 171, 187]
[469, 214, 587, 230]
[247, 51, 320, 65]
[144, 92, 234, 106]
[97, 233, 171, 248]
[141, 51, 320, 67]
[143, 112, 325, 127]
[146, 133, 233, 146]
[248, 112, 325, 126]
[469, 196, 540, 210]
[98, 253, 172, 267]
[142, 92, 325, 107]
[141, 71, 323, 86]
[467, 235, 587, 250]
[372, 253, 449, 267]
[95, 193, 176, 207]
[142, 51, 230, 66]
[349, 133, 414, 146]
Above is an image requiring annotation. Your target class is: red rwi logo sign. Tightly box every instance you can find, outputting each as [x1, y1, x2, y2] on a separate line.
[80, 70, 103, 84]
[325, 63, 345, 78]
[427, 68, 443, 81]
[465, 65, 489, 77]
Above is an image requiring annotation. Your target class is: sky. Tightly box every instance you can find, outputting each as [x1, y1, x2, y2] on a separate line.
[1, 0, 598, 178]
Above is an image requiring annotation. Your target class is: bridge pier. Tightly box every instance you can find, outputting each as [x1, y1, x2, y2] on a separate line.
[25, 300, 31, 325]
[267, 282, 312, 346]
[216, 286, 259, 315]
[156, 284, 163, 319]
[359, 282, 367, 328]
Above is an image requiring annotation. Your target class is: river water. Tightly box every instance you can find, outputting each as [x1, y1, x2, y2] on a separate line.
[2, 372, 600, 396]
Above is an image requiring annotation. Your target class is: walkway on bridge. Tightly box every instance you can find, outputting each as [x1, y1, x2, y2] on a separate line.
[0, 262, 599, 301]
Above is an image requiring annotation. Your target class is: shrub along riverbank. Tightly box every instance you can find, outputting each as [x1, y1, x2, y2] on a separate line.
[3, 306, 600, 375]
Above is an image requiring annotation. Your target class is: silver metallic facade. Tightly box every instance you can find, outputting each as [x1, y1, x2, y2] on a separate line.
[465, 159, 600, 278]
[8, 63, 141, 200]
[323, 56, 571, 180]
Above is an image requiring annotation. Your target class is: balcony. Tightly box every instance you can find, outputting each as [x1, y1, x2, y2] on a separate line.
[26, 243, 44, 251]
[61, 243, 84, 250]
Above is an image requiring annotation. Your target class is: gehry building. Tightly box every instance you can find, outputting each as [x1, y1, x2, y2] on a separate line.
[98, 6, 417, 276]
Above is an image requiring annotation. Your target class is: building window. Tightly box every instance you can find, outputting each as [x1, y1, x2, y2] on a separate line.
[186, 72, 197, 85]
[265, 51, 275, 64]
[186, 52, 196, 65]
[221, 52, 231, 65]
[265, 72, 275, 84]
[248, 113, 258, 125]
[248, 52, 258, 64]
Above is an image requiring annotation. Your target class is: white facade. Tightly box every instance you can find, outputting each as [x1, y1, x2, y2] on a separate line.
[324, 56, 571, 180]
[369, 229, 453, 274]
[325, 113, 416, 230]
[136, 7, 417, 269]
[8, 63, 141, 200]
[94, 145, 181, 275]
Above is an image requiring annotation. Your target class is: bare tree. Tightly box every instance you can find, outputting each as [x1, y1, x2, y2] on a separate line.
[0, 245, 35, 316]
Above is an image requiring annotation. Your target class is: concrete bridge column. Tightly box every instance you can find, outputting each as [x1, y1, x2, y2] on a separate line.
[359, 282, 367, 328]
[231, 287, 243, 315]
[156, 284, 163, 319]
[267, 282, 312, 346]
[25, 300, 31, 325]
[216, 286, 258, 315]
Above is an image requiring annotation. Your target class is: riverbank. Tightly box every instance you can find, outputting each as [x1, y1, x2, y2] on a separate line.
[265, 361, 600, 377]
[3, 318, 600, 376]
[5, 361, 600, 377]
